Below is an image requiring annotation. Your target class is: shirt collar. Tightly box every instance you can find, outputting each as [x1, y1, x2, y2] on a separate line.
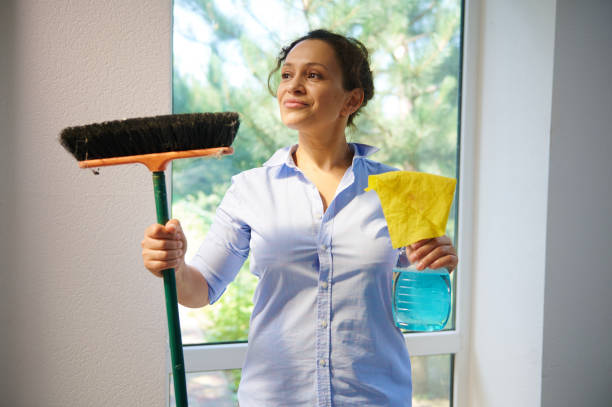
[263, 142, 379, 168]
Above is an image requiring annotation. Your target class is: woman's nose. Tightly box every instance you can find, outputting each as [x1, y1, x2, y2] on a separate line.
[287, 76, 305, 93]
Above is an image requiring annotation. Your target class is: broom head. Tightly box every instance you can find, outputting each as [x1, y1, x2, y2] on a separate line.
[60, 112, 240, 171]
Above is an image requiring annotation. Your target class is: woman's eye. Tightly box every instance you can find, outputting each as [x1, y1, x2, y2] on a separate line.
[307, 72, 321, 79]
[281, 72, 291, 79]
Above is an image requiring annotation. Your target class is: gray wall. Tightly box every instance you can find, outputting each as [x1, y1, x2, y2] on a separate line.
[0, 1, 170, 405]
[0, 0, 18, 399]
[542, 0, 612, 405]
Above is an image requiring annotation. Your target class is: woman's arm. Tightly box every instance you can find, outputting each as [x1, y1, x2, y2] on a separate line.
[175, 263, 209, 308]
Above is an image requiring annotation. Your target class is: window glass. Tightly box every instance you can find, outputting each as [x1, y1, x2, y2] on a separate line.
[170, 370, 241, 406]
[172, 0, 461, 342]
[172, 355, 452, 406]
[412, 354, 453, 407]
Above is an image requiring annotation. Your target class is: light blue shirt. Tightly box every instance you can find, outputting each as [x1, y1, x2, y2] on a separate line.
[191, 143, 412, 407]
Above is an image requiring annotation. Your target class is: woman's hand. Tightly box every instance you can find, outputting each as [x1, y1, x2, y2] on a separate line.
[406, 235, 457, 273]
[141, 219, 187, 278]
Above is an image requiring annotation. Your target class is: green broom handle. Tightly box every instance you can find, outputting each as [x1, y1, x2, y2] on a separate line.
[152, 171, 188, 407]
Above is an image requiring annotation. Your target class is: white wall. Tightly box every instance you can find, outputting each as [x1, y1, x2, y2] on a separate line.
[541, 0, 612, 405]
[468, 1, 612, 406]
[467, 0, 556, 405]
[1, 1, 171, 405]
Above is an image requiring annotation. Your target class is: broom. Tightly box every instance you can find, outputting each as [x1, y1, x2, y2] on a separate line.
[60, 112, 240, 407]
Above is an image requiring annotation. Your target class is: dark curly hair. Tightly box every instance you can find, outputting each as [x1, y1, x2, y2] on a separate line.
[268, 29, 374, 127]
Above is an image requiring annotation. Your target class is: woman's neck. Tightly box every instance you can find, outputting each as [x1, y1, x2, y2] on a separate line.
[294, 130, 353, 172]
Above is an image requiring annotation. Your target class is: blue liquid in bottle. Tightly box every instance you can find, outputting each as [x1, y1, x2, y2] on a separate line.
[392, 265, 451, 332]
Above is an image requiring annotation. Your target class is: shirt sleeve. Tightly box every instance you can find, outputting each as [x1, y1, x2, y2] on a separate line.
[189, 175, 251, 304]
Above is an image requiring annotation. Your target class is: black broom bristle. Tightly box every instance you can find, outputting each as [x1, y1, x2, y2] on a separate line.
[60, 112, 240, 161]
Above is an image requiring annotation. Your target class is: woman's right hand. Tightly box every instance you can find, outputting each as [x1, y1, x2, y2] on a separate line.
[141, 219, 187, 278]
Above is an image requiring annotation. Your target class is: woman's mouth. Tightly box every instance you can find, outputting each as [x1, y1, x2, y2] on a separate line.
[284, 99, 308, 108]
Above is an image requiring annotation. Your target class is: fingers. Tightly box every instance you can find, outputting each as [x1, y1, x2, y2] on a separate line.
[143, 259, 183, 278]
[408, 236, 457, 272]
[141, 247, 184, 277]
[165, 219, 182, 234]
[408, 235, 452, 251]
[145, 220, 182, 240]
[142, 235, 183, 251]
[143, 246, 184, 262]
[166, 219, 188, 252]
[408, 239, 429, 251]
[428, 254, 457, 271]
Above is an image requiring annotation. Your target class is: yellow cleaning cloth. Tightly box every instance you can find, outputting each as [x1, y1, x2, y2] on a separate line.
[365, 171, 456, 248]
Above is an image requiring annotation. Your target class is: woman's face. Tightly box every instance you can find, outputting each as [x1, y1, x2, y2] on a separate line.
[277, 39, 356, 134]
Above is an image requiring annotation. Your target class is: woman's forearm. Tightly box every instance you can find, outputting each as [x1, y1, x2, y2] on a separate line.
[175, 263, 210, 308]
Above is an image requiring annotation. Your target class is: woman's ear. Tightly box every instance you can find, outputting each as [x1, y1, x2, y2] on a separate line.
[341, 88, 365, 117]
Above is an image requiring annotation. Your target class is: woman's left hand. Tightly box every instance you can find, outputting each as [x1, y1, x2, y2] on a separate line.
[406, 235, 457, 273]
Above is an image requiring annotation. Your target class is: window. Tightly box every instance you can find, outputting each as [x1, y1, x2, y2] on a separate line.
[171, 0, 466, 405]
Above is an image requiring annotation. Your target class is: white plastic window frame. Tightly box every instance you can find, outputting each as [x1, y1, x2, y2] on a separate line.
[167, 0, 478, 405]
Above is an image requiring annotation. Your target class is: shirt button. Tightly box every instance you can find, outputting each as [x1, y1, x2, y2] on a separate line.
[319, 359, 327, 367]
[320, 320, 328, 328]
[320, 244, 327, 251]
[320, 281, 328, 289]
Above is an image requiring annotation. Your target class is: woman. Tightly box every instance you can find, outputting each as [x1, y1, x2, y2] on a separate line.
[142, 29, 457, 406]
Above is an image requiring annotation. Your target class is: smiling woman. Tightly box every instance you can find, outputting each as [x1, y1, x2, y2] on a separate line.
[150, 30, 405, 406]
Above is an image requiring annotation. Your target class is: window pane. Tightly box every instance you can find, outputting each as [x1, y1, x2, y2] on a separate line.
[171, 355, 452, 407]
[170, 370, 240, 407]
[173, 0, 462, 345]
[412, 354, 453, 407]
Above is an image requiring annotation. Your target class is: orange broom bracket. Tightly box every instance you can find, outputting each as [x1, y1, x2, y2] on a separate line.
[78, 146, 234, 172]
